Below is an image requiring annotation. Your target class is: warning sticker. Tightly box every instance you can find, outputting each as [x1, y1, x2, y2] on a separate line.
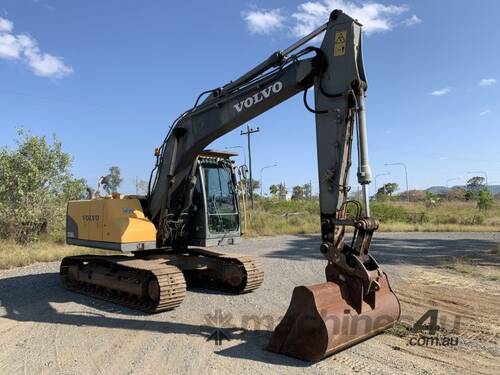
[334, 30, 347, 56]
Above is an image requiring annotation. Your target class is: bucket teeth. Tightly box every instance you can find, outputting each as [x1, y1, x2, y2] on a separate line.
[268, 269, 400, 362]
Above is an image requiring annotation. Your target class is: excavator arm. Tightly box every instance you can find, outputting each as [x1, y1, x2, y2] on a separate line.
[146, 10, 400, 360]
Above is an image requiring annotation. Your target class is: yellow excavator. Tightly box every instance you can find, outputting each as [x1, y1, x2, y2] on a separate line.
[61, 10, 400, 361]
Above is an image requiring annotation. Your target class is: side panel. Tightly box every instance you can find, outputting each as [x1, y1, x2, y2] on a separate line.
[102, 198, 156, 243]
[67, 198, 157, 252]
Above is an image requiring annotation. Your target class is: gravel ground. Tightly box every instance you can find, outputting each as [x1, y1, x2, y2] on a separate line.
[0, 233, 499, 374]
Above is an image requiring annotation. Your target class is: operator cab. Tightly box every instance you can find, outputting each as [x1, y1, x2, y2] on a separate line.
[187, 150, 242, 247]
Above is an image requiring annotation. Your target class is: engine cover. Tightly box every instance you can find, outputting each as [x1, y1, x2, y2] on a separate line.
[66, 195, 157, 252]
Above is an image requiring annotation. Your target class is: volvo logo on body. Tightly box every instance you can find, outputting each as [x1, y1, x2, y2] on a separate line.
[233, 81, 283, 113]
[82, 215, 99, 221]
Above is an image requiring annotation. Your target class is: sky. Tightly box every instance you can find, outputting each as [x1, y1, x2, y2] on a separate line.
[0, 0, 499, 196]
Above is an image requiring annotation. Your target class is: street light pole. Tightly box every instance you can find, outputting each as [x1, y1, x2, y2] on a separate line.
[385, 162, 409, 202]
[225, 146, 246, 166]
[260, 164, 277, 195]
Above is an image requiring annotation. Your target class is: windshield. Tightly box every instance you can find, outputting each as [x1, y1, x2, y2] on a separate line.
[203, 163, 239, 233]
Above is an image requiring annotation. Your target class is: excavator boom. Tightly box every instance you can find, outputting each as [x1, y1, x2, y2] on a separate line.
[143, 10, 401, 359]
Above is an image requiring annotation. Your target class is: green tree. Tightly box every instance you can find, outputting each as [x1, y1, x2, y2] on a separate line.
[269, 183, 287, 200]
[269, 184, 278, 197]
[477, 190, 493, 211]
[467, 176, 486, 191]
[375, 182, 398, 200]
[465, 176, 486, 200]
[277, 183, 287, 200]
[303, 182, 312, 200]
[292, 185, 305, 200]
[103, 166, 123, 194]
[383, 182, 399, 196]
[0, 129, 86, 243]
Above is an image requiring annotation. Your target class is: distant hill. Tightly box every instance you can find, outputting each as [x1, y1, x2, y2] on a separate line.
[425, 185, 500, 195]
[426, 186, 448, 195]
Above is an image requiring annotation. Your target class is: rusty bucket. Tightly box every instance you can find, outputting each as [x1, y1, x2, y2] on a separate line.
[268, 264, 400, 361]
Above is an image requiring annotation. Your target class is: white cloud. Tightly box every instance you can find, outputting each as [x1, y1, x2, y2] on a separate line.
[242, 9, 285, 35]
[0, 17, 13, 32]
[429, 87, 452, 96]
[479, 109, 491, 116]
[0, 16, 72, 78]
[479, 78, 496, 86]
[0, 33, 21, 59]
[291, 0, 409, 37]
[242, 1, 420, 38]
[402, 15, 421, 26]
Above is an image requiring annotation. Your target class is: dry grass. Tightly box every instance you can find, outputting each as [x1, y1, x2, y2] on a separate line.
[444, 257, 500, 281]
[245, 210, 319, 237]
[1, 199, 499, 270]
[378, 222, 500, 232]
[242, 199, 500, 237]
[0, 240, 113, 270]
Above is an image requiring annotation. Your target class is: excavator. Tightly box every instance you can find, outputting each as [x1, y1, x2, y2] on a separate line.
[60, 10, 400, 361]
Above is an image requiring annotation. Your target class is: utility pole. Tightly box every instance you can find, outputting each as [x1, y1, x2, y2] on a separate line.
[241, 125, 260, 208]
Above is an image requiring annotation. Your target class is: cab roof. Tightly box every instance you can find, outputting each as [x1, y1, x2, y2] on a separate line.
[199, 149, 238, 159]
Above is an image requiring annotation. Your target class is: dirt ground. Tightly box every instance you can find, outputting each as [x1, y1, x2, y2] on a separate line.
[0, 233, 499, 374]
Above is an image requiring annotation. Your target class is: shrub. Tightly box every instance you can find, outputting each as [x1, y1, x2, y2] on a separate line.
[477, 191, 494, 211]
[0, 129, 86, 243]
[371, 202, 409, 222]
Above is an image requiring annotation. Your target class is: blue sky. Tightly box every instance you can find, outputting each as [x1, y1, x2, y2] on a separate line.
[1, 0, 499, 195]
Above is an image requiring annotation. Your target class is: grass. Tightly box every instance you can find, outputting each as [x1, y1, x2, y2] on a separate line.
[242, 199, 500, 236]
[444, 257, 500, 281]
[0, 199, 499, 270]
[0, 240, 114, 270]
[378, 222, 500, 232]
[385, 321, 412, 338]
[245, 210, 319, 236]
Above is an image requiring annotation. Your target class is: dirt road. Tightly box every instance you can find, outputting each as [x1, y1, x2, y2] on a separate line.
[0, 233, 499, 374]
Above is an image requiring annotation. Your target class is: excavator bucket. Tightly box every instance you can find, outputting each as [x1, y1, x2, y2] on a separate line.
[268, 263, 400, 361]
